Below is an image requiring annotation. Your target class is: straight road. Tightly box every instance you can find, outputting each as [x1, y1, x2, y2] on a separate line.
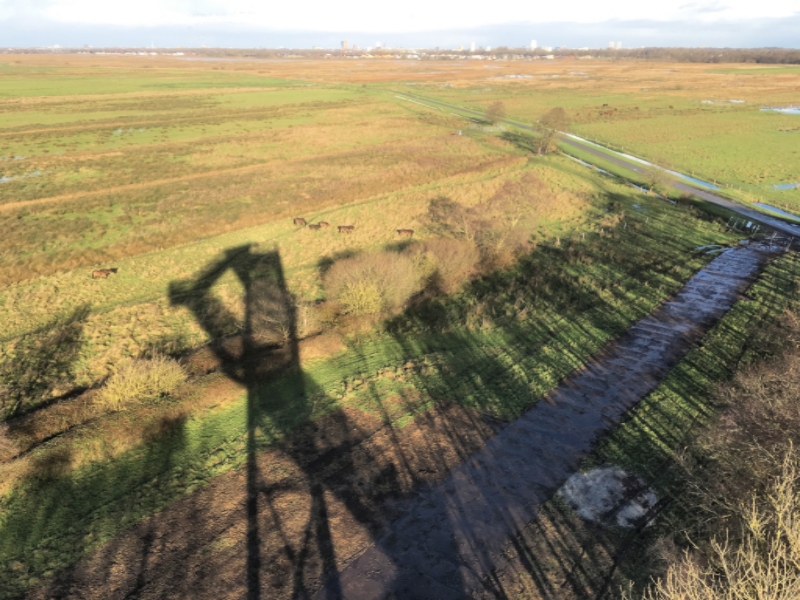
[394, 92, 800, 239]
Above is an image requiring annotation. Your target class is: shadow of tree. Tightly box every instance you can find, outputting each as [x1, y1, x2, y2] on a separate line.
[0, 304, 90, 421]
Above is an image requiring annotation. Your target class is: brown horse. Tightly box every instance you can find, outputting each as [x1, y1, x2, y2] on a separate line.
[337, 225, 355, 234]
[293, 217, 307, 226]
[396, 229, 414, 237]
[92, 268, 118, 279]
[318, 221, 330, 228]
[308, 223, 322, 230]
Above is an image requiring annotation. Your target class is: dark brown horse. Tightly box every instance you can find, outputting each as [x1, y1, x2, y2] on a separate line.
[308, 223, 322, 230]
[293, 217, 307, 226]
[337, 225, 355, 234]
[396, 229, 414, 237]
[92, 268, 118, 279]
[318, 221, 330, 228]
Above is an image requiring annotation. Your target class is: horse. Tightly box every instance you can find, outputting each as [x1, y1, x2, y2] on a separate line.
[318, 221, 330, 228]
[293, 217, 307, 226]
[92, 268, 118, 279]
[308, 223, 322, 230]
[396, 229, 414, 237]
[337, 225, 355, 234]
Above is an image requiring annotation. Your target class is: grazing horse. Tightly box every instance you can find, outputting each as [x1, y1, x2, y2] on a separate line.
[318, 221, 330, 228]
[308, 223, 322, 230]
[396, 229, 414, 237]
[92, 268, 118, 279]
[293, 217, 307, 226]
[337, 225, 355, 234]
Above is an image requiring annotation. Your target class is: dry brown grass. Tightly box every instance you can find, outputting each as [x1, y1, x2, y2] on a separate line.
[325, 251, 423, 316]
[96, 355, 187, 411]
[638, 311, 800, 599]
[641, 451, 800, 600]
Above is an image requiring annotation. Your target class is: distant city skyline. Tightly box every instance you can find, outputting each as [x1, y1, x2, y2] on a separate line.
[0, 0, 798, 48]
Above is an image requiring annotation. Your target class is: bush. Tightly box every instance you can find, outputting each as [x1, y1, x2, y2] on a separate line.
[641, 451, 800, 600]
[324, 251, 423, 316]
[407, 238, 480, 293]
[96, 355, 187, 411]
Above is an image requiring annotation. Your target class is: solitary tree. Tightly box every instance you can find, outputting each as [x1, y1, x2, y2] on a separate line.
[641, 165, 675, 196]
[484, 101, 507, 125]
[536, 107, 569, 154]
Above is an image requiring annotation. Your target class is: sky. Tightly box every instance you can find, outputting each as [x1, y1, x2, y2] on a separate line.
[1, 0, 798, 48]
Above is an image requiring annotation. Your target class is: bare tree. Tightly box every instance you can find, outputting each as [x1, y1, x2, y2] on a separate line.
[484, 100, 507, 125]
[536, 107, 569, 154]
[641, 165, 675, 195]
[424, 196, 484, 243]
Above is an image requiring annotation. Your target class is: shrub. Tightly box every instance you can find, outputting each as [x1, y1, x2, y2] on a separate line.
[324, 251, 423, 316]
[641, 451, 800, 600]
[96, 355, 187, 411]
[406, 238, 480, 294]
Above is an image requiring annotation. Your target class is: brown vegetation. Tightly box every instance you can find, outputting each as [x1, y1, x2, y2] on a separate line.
[95, 355, 188, 411]
[641, 311, 800, 598]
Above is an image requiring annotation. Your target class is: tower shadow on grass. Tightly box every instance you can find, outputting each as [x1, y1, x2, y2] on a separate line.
[169, 244, 305, 600]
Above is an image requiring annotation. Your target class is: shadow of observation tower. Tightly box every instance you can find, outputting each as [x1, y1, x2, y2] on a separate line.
[170, 244, 303, 599]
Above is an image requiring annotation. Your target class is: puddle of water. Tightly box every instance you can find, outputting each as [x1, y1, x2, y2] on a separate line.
[559, 467, 658, 528]
[0, 170, 43, 184]
[761, 107, 800, 115]
[772, 182, 800, 190]
[753, 202, 800, 220]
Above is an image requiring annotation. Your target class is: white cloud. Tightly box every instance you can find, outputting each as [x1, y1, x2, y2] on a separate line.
[1, 0, 798, 31]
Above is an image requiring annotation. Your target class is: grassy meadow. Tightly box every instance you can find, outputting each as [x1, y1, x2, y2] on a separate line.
[412, 62, 800, 212]
[0, 55, 790, 597]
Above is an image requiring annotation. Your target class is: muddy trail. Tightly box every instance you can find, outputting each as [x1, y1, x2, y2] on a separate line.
[315, 246, 774, 599]
[25, 247, 772, 600]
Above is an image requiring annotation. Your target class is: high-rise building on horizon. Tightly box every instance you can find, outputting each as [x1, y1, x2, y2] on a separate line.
[616, 41, 622, 49]
[530, 40, 538, 50]
[470, 41, 476, 52]
[341, 40, 348, 50]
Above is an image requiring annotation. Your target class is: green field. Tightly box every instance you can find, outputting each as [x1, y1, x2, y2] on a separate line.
[412, 65, 800, 213]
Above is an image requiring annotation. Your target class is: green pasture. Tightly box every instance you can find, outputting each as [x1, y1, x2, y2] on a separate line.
[0, 63, 303, 98]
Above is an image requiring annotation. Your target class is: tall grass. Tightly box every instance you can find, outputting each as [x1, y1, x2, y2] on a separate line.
[96, 355, 187, 411]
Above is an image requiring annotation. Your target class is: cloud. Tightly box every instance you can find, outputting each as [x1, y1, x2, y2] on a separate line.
[1, 13, 799, 49]
[1, 0, 799, 32]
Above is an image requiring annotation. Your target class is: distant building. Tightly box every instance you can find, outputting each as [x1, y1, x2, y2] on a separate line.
[616, 42, 622, 49]
[609, 41, 615, 49]
[470, 41, 476, 52]
[530, 40, 538, 50]
[486, 46, 492, 52]
[341, 40, 348, 50]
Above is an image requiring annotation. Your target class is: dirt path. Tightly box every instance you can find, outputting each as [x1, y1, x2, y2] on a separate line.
[315, 246, 774, 599]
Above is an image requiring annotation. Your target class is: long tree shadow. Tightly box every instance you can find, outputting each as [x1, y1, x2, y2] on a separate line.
[0, 304, 90, 422]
